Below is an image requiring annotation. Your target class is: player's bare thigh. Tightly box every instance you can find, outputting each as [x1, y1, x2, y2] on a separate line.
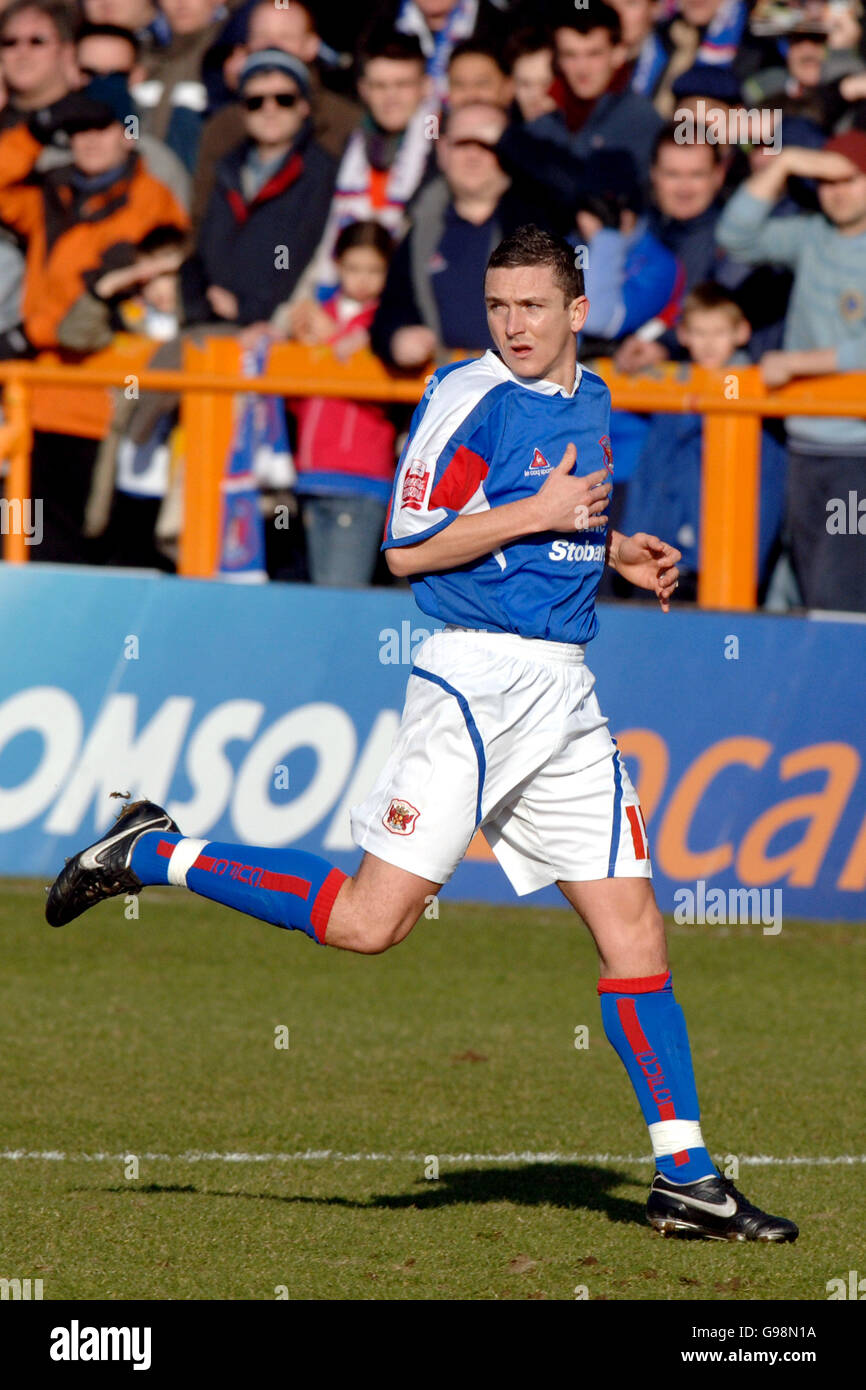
[326, 851, 442, 955]
[557, 877, 668, 979]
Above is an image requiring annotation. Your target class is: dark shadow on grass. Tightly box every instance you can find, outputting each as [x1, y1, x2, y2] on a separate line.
[78, 1164, 646, 1225]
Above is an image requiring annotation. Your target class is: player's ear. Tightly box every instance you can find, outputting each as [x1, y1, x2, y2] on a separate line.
[735, 319, 751, 347]
[569, 295, 589, 334]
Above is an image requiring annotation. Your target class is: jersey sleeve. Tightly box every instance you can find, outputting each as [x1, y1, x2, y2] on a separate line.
[382, 365, 504, 550]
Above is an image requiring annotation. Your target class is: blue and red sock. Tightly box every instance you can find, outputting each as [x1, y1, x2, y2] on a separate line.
[131, 831, 346, 944]
[598, 971, 718, 1183]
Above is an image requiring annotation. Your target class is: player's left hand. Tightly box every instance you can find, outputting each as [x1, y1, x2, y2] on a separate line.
[614, 532, 682, 612]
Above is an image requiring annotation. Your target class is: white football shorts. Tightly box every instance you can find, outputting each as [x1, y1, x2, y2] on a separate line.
[350, 626, 652, 894]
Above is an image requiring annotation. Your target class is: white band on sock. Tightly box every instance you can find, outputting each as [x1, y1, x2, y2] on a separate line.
[648, 1119, 705, 1158]
[167, 838, 208, 887]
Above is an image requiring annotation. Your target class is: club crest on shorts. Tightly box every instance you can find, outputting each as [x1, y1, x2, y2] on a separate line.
[383, 797, 420, 835]
[401, 459, 429, 511]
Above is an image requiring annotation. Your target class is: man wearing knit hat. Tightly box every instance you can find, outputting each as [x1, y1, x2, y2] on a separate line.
[181, 47, 335, 325]
[717, 131, 866, 613]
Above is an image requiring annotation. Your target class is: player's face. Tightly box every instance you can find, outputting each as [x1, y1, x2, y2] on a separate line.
[484, 264, 588, 387]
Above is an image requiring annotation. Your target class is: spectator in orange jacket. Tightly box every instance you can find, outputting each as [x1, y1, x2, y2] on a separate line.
[0, 84, 188, 564]
[0, 84, 188, 357]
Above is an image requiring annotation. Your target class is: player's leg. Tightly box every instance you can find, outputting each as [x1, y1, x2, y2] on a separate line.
[486, 723, 797, 1241]
[557, 873, 716, 1183]
[557, 870, 797, 1242]
[44, 798, 439, 953]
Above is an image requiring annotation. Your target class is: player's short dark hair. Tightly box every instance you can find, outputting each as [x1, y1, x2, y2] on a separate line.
[75, 21, 141, 58]
[0, 0, 75, 44]
[486, 224, 585, 302]
[333, 219, 394, 264]
[448, 39, 509, 76]
[652, 122, 724, 165]
[549, 0, 621, 46]
[357, 25, 426, 75]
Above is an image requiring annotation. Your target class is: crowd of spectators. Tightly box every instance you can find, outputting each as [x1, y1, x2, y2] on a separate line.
[0, 0, 865, 610]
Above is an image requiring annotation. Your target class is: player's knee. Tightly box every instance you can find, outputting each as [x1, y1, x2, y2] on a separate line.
[350, 905, 417, 955]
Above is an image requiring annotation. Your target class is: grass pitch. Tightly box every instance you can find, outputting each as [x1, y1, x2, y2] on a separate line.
[0, 881, 863, 1301]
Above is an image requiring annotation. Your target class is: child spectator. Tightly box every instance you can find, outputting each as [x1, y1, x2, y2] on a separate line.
[58, 223, 187, 348]
[0, 83, 188, 561]
[285, 221, 398, 588]
[622, 284, 787, 601]
[57, 224, 190, 571]
[717, 132, 866, 612]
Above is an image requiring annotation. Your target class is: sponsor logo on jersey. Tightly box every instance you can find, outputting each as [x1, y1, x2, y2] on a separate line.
[383, 797, 420, 835]
[549, 540, 605, 562]
[599, 434, 614, 474]
[525, 447, 553, 478]
[401, 459, 429, 511]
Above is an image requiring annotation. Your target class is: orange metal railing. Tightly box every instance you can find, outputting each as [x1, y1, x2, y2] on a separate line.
[2, 341, 865, 610]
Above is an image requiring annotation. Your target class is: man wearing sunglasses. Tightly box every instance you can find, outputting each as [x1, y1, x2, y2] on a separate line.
[181, 49, 335, 325]
[0, 0, 77, 133]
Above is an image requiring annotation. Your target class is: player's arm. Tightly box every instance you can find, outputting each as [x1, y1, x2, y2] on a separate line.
[606, 529, 681, 612]
[386, 443, 610, 578]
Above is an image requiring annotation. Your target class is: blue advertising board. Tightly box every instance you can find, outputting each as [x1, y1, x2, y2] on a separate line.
[0, 565, 863, 921]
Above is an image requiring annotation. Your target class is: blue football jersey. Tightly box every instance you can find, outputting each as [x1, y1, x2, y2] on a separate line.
[383, 350, 614, 644]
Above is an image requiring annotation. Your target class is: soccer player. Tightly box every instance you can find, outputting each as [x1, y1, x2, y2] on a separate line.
[46, 225, 797, 1244]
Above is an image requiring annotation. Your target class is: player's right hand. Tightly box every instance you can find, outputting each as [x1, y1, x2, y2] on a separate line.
[533, 444, 610, 532]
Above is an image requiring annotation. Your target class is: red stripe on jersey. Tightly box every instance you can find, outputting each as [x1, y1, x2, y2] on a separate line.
[626, 804, 647, 860]
[597, 971, 670, 994]
[310, 867, 348, 943]
[429, 443, 489, 512]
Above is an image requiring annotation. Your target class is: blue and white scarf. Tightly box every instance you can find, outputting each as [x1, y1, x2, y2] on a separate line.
[396, 0, 479, 106]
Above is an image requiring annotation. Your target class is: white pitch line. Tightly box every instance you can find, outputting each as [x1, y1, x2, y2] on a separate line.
[1, 1150, 865, 1166]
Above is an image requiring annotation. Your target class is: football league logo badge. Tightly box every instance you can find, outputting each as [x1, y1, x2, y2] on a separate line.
[383, 798, 420, 835]
[401, 459, 429, 511]
[598, 435, 614, 474]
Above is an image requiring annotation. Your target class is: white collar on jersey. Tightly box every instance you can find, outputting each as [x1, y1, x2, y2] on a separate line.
[483, 349, 583, 398]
